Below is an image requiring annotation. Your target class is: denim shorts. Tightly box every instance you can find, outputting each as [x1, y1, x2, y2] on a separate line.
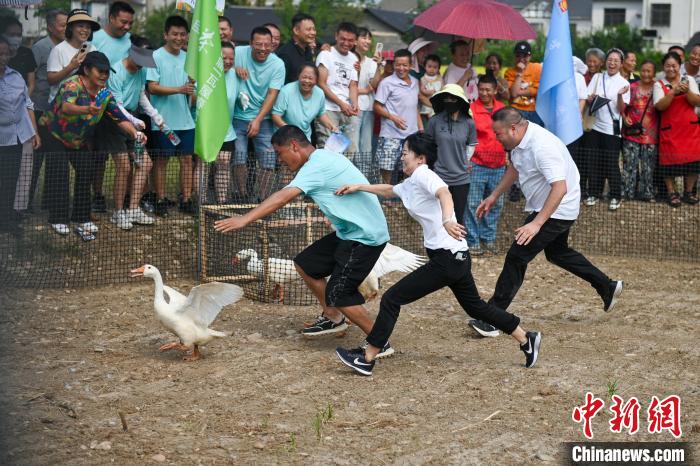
[376, 136, 403, 171]
[232, 118, 276, 169]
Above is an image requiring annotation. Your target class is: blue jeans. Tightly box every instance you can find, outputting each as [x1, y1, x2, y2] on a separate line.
[466, 164, 506, 247]
[232, 118, 276, 169]
[355, 110, 375, 178]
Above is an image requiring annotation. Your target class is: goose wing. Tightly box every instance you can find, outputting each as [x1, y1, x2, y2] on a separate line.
[372, 243, 427, 278]
[177, 283, 244, 328]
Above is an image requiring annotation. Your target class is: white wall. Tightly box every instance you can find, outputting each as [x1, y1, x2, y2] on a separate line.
[13, 6, 43, 40]
[642, 0, 700, 51]
[591, 1, 643, 30]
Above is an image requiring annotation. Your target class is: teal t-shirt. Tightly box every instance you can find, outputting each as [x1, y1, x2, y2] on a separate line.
[224, 69, 239, 142]
[92, 30, 131, 66]
[287, 149, 390, 246]
[146, 47, 195, 131]
[233, 46, 285, 121]
[107, 60, 146, 111]
[272, 82, 326, 140]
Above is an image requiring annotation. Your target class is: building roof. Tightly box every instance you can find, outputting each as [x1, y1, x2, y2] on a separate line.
[379, 0, 419, 13]
[223, 6, 282, 44]
[364, 8, 414, 34]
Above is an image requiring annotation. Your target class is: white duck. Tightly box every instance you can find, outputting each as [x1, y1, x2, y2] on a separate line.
[358, 243, 427, 301]
[131, 264, 243, 361]
[233, 249, 300, 302]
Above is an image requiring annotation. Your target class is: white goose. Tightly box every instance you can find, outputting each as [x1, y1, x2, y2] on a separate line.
[131, 264, 244, 361]
[358, 243, 427, 301]
[233, 249, 300, 302]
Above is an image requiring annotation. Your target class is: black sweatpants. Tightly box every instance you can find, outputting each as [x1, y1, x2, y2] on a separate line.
[448, 183, 469, 226]
[0, 143, 23, 222]
[584, 129, 622, 199]
[366, 248, 521, 349]
[489, 212, 611, 311]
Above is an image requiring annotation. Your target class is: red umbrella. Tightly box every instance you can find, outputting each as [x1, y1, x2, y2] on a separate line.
[413, 0, 537, 40]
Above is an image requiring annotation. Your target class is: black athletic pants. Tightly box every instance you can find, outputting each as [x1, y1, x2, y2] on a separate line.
[366, 248, 521, 349]
[489, 212, 611, 311]
[448, 183, 469, 226]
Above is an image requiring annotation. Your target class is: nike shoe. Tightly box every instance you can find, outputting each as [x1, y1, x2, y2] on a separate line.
[602, 280, 624, 312]
[520, 331, 541, 368]
[361, 340, 395, 359]
[336, 346, 375, 376]
[469, 319, 501, 337]
[301, 315, 347, 337]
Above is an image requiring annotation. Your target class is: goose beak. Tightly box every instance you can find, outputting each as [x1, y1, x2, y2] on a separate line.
[130, 266, 145, 277]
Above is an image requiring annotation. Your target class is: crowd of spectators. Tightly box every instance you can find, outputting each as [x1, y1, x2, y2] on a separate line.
[0, 3, 698, 247]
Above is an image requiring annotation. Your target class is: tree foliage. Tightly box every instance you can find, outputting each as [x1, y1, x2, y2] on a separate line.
[132, 3, 191, 49]
[34, 0, 71, 19]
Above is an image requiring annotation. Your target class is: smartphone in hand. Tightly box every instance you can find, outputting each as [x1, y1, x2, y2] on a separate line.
[374, 42, 383, 57]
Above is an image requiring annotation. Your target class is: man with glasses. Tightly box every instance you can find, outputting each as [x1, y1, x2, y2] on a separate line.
[469, 108, 623, 337]
[232, 26, 285, 201]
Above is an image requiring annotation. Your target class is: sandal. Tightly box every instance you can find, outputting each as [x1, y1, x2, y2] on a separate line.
[681, 191, 699, 205]
[667, 192, 681, 208]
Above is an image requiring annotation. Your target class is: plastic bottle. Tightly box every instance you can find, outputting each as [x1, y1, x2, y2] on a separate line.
[163, 126, 181, 146]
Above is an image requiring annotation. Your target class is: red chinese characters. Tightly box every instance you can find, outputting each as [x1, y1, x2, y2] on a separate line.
[609, 395, 641, 434]
[648, 395, 682, 438]
[572, 392, 605, 439]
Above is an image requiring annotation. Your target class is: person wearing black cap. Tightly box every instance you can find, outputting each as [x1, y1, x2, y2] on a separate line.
[504, 41, 543, 126]
[104, 45, 167, 230]
[46, 9, 99, 104]
[40, 51, 146, 239]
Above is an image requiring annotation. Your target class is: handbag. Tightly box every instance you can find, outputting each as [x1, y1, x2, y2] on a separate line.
[622, 90, 651, 137]
[582, 73, 600, 131]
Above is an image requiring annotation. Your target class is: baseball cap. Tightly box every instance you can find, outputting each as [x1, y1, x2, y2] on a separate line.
[128, 45, 156, 68]
[514, 41, 531, 56]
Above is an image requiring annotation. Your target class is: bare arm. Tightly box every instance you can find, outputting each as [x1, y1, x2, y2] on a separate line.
[317, 64, 348, 109]
[255, 88, 279, 122]
[436, 186, 466, 240]
[490, 164, 519, 199]
[512, 180, 566, 246]
[26, 72, 35, 97]
[214, 187, 303, 232]
[147, 81, 190, 96]
[318, 113, 339, 133]
[336, 183, 395, 198]
[348, 80, 359, 111]
[271, 113, 286, 128]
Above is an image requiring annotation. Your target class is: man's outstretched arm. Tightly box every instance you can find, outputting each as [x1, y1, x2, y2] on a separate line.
[214, 187, 303, 232]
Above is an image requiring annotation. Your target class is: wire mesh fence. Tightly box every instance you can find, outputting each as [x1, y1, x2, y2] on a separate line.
[1, 146, 698, 297]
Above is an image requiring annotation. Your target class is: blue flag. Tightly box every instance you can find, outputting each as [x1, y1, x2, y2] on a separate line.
[536, 0, 582, 145]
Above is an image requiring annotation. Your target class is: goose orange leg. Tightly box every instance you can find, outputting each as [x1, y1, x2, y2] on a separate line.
[183, 345, 201, 361]
[159, 342, 189, 352]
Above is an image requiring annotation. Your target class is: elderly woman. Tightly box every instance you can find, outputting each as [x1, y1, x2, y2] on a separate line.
[0, 37, 40, 233]
[41, 52, 145, 238]
[47, 9, 99, 104]
[584, 47, 605, 85]
[426, 84, 477, 226]
[583, 48, 630, 211]
[272, 64, 338, 142]
[653, 51, 700, 207]
[443, 40, 478, 102]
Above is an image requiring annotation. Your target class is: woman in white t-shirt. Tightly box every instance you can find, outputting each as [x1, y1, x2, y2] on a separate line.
[46, 9, 99, 104]
[334, 133, 541, 376]
[354, 28, 381, 160]
[582, 48, 630, 211]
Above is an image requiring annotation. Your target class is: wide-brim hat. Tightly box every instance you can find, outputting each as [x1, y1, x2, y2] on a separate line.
[429, 83, 471, 115]
[408, 37, 437, 55]
[67, 9, 101, 32]
[128, 45, 156, 68]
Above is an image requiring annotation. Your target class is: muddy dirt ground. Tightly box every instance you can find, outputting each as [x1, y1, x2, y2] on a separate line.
[0, 254, 698, 465]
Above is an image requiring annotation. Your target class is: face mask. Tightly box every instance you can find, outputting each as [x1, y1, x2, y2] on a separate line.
[5, 36, 21, 50]
[443, 101, 462, 114]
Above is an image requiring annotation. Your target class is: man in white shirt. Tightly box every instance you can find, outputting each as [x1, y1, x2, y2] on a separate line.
[470, 108, 623, 337]
[315, 22, 360, 153]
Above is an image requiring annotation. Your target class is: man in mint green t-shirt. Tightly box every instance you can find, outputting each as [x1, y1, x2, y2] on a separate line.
[146, 15, 196, 216]
[215, 125, 389, 339]
[91, 1, 134, 65]
[233, 26, 285, 201]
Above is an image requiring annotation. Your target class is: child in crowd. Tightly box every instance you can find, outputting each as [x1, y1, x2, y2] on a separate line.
[419, 54, 443, 125]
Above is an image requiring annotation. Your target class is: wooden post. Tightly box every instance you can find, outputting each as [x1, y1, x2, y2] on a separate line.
[260, 223, 271, 302]
[199, 205, 208, 282]
[305, 203, 313, 246]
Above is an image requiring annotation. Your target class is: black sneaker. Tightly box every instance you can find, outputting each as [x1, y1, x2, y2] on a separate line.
[361, 340, 395, 359]
[602, 280, 623, 312]
[154, 199, 169, 217]
[336, 346, 375, 376]
[469, 319, 501, 337]
[92, 194, 107, 213]
[301, 315, 348, 337]
[520, 331, 541, 368]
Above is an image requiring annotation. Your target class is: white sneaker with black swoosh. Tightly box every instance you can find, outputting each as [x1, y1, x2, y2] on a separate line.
[520, 331, 541, 368]
[336, 346, 375, 376]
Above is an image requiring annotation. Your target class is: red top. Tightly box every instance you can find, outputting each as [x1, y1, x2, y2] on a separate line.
[658, 81, 700, 165]
[623, 81, 658, 145]
[471, 99, 507, 168]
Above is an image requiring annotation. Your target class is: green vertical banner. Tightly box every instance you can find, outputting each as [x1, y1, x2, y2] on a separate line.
[185, 0, 229, 162]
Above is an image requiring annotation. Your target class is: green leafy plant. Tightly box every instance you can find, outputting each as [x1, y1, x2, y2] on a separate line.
[311, 403, 334, 442]
[606, 379, 619, 399]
